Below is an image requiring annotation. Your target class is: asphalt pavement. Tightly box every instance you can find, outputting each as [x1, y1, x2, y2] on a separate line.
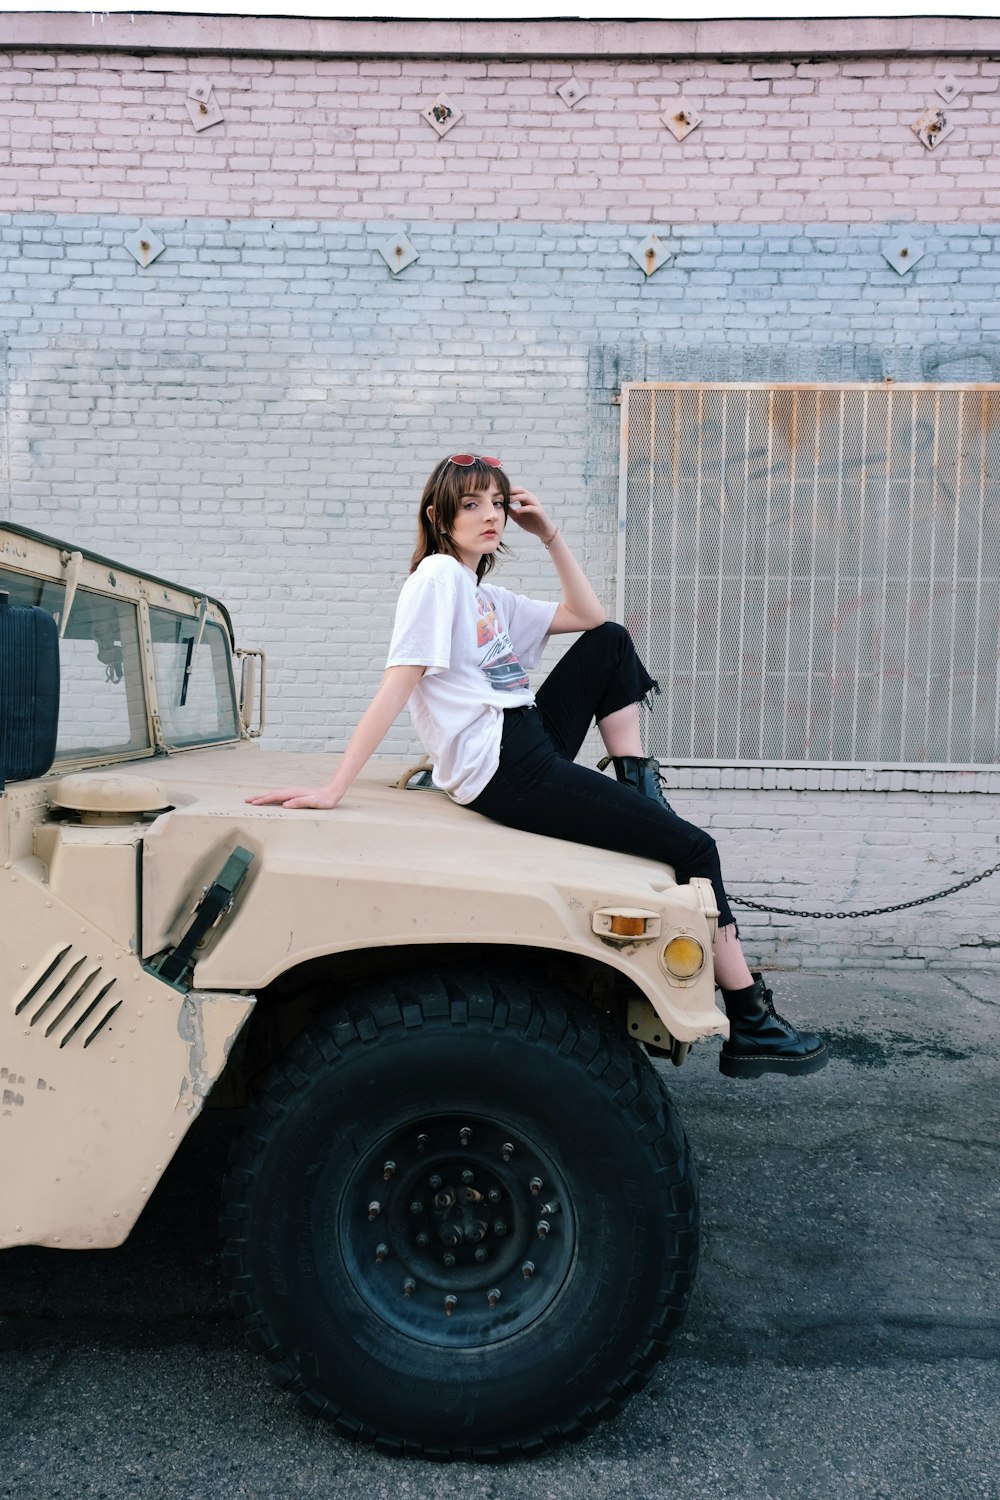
[1, 968, 997, 1500]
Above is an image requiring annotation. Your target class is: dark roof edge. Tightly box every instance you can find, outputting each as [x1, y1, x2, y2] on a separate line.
[2, 13, 1000, 61]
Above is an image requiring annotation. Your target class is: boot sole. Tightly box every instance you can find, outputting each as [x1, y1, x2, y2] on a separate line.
[719, 1043, 829, 1080]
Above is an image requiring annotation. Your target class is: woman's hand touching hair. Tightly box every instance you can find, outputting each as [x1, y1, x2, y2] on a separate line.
[506, 486, 558, 545]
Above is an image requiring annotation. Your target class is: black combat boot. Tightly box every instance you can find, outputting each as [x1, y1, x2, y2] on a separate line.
[719, 973, 828, 1079]
[598, 754, 674, 813]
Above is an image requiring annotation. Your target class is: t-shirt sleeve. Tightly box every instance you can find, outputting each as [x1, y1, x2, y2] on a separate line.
[487, 583, 558, 671]
[385, 565, 457, 675]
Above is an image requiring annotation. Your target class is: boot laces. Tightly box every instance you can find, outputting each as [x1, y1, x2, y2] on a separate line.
[756, 979, 796, 1034]
[642, 758, 673, 808]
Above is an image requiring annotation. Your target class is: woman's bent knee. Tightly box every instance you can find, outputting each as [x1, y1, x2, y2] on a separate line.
[595, 620, 630, 652]
[676, 827, 720, 876]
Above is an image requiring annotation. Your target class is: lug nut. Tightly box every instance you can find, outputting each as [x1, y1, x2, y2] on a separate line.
[501, 1142, 514, 1161]
[428, 1174, 443, 1190]
[416, 1232, 430, 1248]
[536, 1220, 550, 1239]
[487, 1188, 502, 1204]
[461, 1169, 475, 1185]
[442, 1252, 456, 1268]
[522, 1261, 535, 1280]
[416, 1133, 429, 1152]
[403, 1278, 416, 1298]
[475, 1247, 489, 1264]
[493, 1220, 507, 1237]
[382, 1160, 396, 1180]
[459, 1127, 472, 1146]
[375, 1243, 389, 1263]
[444, 1294, 458, 1316]
[487, 1288, 501, 1309]
[529, 1176, 543, 1196]
[409, 1200, 424, 1215]
[368, 1201, 381, 1220]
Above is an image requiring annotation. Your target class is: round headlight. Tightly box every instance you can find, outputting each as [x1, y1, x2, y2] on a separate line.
[662, 935, 706, 979]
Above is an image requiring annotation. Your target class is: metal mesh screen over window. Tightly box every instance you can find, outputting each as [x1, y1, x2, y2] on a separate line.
[617, 384, 1000, 768]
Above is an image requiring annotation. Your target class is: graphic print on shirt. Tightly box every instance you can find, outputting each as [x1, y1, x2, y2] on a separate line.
[476, 592, 530, 692]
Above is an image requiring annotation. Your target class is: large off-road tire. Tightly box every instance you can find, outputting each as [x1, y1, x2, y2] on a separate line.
[220, 972, 698, 1459]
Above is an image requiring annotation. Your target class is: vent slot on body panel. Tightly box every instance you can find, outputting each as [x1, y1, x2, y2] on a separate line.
[13, 947, 121, 1049]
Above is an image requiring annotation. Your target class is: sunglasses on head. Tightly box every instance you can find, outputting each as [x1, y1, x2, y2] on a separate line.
[447, 454, 503, 468]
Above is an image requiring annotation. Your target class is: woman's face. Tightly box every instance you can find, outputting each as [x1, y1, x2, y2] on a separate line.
[434, 479, 507, 570]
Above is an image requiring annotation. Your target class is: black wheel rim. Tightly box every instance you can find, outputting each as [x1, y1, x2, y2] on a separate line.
[336, 1113, 576, 1348]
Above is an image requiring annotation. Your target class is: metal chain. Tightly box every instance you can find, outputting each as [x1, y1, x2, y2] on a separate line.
[730, 861, 1000, 920]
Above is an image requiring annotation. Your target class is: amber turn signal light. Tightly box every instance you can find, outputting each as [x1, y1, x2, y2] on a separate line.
[608, 915, 649, 938]
[661, 935, 706, 979]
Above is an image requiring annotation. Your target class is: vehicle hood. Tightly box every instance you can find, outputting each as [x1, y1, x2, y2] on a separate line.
[48, 747, 717, 1018]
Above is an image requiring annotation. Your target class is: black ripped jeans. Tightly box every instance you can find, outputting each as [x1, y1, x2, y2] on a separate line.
[468, 622, 735, 929]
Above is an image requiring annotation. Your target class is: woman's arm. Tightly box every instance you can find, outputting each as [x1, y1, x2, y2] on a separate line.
[507, 485, 605, 634]
[246, 663, 426, 809]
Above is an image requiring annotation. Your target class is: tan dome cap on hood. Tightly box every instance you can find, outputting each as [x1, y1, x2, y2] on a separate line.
[51, 773, 169, 817]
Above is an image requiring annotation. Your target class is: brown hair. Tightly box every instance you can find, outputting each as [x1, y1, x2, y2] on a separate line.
[409, 456, 512, 582]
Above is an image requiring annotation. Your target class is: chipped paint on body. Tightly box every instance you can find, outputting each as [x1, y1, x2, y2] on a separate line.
[176, 990, 256, 1114]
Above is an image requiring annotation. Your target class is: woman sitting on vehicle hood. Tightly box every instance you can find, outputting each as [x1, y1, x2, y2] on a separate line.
[248, 454, 827, 1080]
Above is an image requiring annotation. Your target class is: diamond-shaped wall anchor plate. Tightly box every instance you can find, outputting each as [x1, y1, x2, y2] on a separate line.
[912, 105, 953, 151]
[882, 238, 925, 276]
[186, 94, 224, 132]
[187, 78, 214, 104]
[377, 233, 418, 276]
[422, 95, 463, 137]
[556, 77, 588, 108]
[935, 74, 963, 104]
[123, 226, 165, 269]
[629, 233, 671, 277]
[661, 100, 702, 142]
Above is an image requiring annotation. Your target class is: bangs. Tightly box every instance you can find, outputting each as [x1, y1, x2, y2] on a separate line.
[435, 459, 511, 525]
[412, 454, 513, 581]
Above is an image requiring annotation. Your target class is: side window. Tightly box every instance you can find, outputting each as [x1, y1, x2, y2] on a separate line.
[150, 608, 239, 747]
[0, 568, 148, 758]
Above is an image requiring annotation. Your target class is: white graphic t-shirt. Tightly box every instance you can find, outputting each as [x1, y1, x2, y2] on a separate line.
[386, 554, 557, 803]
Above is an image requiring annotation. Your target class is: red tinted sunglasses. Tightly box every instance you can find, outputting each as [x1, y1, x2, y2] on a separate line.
[447, 454, 503, 468]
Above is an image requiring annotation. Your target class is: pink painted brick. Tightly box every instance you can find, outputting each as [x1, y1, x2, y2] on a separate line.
[751, 62, 796, 78]
[4, 47, 1000, 224]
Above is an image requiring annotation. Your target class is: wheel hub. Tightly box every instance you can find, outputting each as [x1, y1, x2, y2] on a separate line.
[338, 1114, 575, 1347]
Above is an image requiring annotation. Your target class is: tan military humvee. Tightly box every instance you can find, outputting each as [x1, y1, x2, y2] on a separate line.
[0, 523, 727, 1459]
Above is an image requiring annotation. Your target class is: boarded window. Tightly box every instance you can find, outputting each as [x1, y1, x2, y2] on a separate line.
[618, 384, 1000, 768]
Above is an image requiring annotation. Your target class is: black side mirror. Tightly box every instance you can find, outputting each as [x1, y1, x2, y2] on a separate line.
[0, 591, 60, 788]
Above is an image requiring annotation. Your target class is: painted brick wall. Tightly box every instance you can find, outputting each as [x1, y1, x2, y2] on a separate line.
[2, 20, 998, 970]
[3, 52, 1000, 222]
[673, 768, 1000, 972]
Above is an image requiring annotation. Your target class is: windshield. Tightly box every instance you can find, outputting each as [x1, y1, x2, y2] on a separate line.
[149, 607, 240, 748]
[0, 568, 149, 759]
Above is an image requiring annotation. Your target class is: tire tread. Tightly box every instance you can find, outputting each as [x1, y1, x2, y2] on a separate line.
[220, 970, 697, 1461]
